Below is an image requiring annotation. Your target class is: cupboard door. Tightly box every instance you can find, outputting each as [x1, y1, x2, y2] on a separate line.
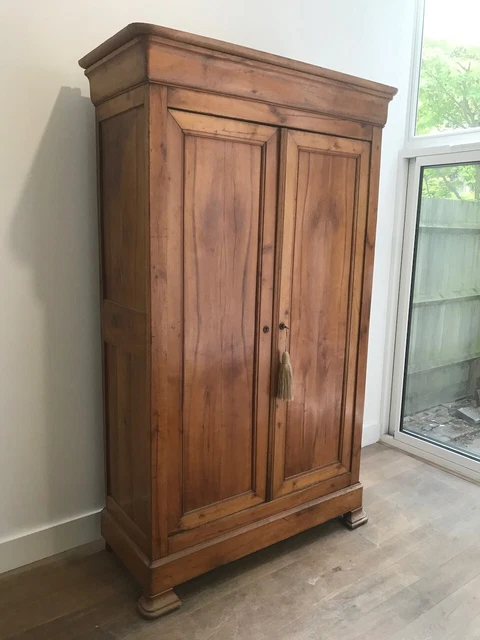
[271, 130, 371, 498]
[165, 110, 279, 533]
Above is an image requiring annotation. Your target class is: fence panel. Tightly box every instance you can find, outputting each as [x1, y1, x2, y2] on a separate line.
[405, 197, 480, 414]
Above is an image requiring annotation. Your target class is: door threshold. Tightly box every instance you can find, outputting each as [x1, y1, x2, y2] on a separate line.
[379, 434, 480, 486]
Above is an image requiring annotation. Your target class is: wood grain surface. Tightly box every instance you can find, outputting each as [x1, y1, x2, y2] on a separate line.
[80, 23, 396, 613]
[168, 111, 278, 526]
[272, 130, 371, 499]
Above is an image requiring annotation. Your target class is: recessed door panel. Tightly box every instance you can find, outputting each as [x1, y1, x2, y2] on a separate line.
[165, 110, 279, 532]
[272, 130, 370, 498]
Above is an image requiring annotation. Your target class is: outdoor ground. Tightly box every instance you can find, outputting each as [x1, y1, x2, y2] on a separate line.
[403, 397, 480, 458]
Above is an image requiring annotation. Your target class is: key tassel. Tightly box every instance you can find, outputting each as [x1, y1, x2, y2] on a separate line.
[277, 351, 294, 401]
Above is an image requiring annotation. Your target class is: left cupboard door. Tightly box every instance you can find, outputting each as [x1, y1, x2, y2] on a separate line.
[161, 110, 279, 537]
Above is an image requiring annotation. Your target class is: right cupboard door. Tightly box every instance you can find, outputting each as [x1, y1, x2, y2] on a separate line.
[271, 129, 371, 498]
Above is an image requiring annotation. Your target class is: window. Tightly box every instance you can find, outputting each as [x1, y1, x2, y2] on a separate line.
[402, 160, 480, 460]
[388, 0, 480, 481]
[415, 0, 480, 136]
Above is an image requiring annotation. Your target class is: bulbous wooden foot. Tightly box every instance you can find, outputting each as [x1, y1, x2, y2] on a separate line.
[137, 589, 182, 619]
[341, 507, 368, 530]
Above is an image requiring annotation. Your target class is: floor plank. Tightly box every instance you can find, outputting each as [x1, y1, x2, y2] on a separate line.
[1, 443, 480, 639]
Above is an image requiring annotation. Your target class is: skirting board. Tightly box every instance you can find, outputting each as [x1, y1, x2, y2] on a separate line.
[362, 422, 380, 448]
[0, 510, 101, 574]
[0, 426, 378, 576]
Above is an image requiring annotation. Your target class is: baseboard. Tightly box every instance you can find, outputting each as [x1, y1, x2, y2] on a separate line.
[362, 422, 381, 447]
[0, 510, 102, 574]
[0, 424, 378, 577]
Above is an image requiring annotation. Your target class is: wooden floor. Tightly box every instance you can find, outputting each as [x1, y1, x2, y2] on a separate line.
[2, 443, 480, 640]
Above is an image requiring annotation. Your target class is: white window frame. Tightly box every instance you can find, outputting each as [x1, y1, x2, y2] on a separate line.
[380, 0, 480, 482]
[406, 0, 480, 149]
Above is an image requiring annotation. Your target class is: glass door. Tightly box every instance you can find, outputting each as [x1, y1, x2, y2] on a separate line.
[391, 151, 480, 477]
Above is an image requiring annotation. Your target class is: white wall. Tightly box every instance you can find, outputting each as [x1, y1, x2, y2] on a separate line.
[0, 0, 416, 572]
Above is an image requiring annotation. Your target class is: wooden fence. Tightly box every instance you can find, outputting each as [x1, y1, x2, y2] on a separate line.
[404, 197, 480, 414]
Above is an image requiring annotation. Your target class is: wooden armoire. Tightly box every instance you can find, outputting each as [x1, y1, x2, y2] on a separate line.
[79, 23, 396, 618]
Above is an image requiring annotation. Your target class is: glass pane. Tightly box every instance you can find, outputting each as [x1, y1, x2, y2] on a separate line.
[416, 0, 480, 136]
[401, 162, 480, 459]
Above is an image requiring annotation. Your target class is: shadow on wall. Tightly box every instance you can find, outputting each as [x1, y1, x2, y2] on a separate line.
[9, 86, 104, 538]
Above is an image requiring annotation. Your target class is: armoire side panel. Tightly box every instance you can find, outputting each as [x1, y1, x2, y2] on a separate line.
[101, 107, 146, 312]
[104, 344, 149, 533]
[99, 104, 150, 544]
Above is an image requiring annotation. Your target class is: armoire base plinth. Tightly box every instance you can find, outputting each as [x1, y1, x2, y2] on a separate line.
[341, 507, 368, 530]
[102, 483, 364, 611]
[137, 589, 182, 619]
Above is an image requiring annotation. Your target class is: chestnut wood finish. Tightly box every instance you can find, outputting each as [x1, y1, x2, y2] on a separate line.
[272, 131, 371, 499]
[167, 110, 278, 531]
[137, 589, 181, 620]
[78, 23, 395, 124]
[342, 506, 369, 530]
[80, 23, 396, 617]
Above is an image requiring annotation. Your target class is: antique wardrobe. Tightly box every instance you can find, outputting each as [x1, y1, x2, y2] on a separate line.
[79, 23, 396, 618]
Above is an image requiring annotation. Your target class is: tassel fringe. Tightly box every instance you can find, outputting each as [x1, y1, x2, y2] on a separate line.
[277, 351, 294, 401]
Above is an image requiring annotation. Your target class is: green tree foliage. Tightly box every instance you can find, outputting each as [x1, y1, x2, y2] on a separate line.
[422, 164, 479, 199]
[417, 39, 480, 200]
